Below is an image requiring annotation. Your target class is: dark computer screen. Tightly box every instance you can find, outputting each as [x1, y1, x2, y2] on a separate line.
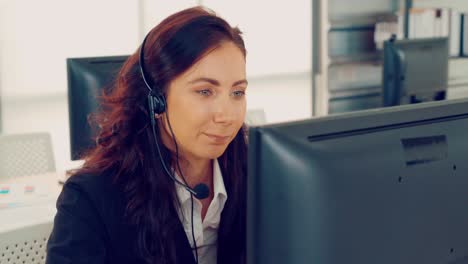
[248, 98, 468, 264]
[67, 55, 128, 160]
[382, 37, 449, 107]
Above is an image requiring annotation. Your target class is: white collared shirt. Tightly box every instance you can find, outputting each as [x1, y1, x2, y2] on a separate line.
[174, 159, 227, 264]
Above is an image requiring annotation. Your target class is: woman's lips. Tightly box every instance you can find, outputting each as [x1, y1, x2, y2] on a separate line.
[204, 133, 230, 144]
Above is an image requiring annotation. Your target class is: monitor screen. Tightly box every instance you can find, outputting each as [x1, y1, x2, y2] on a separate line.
[67, 55, 128, 160]
[248, 98, 468, 264]
[383, 37, 449, 106]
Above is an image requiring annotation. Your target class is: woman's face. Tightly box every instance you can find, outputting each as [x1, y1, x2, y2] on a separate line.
[161, 41, 247, 161]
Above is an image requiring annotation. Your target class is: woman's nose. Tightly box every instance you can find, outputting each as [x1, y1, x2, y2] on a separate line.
[213, 97, 237, 125]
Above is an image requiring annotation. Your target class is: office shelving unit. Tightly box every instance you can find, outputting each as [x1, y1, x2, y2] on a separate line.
[313, 0, 405, 115]
[312, 0, 468, 116]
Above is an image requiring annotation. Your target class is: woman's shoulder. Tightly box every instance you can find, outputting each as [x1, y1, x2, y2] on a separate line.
[60, 169, 125, 212]
[49, 170, 141, 263]
[65, 170, 116, 191]
[65, 170, 114, 192]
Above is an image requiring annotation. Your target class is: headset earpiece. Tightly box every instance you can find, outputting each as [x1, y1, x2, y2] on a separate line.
[151, 93, 166, 115]
[147, 92, 166, 126]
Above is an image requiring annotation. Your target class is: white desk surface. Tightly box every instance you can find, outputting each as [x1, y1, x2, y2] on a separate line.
[0, 173, 63, 233]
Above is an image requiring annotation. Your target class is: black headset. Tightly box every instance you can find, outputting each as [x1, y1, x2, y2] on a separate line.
[138, 33, 209, 200]
[138, 32, 209, 264]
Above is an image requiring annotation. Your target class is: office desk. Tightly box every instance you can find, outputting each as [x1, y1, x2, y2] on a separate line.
[0, 173, 63, 233]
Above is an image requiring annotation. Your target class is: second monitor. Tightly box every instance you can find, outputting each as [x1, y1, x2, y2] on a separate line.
[382, 36, 449, 107]
[67, 55, 128, 160]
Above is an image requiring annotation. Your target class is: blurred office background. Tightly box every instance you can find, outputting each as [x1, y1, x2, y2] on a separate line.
[0, 0, 468, 172]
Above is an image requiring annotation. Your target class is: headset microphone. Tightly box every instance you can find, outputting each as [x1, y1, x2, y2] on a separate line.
[192, 183, 210, 200]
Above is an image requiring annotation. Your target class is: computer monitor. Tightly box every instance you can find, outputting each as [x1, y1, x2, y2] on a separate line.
[67, 55, 128, 160]
[247, 98, 468, 264]
[382, 36, 449, 107]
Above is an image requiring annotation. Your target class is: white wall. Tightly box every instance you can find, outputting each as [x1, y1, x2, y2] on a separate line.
[0, 1, 313, 171]
[247, 73, 312, 123]
[0, 0, 140, 98]
[203, 0, 312, 76]
[141, 0, 198, 37]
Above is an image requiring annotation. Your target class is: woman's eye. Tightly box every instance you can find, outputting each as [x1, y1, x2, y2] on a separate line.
[197, 89, 212, 96]
[233, 90, 246, 97]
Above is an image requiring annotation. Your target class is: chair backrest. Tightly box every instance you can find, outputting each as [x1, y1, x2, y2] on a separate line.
[0, 222, 53, 264]
[0, 133, 56, 179]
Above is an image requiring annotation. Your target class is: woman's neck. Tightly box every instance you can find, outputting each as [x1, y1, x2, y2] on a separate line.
[175, 156, 213, 189]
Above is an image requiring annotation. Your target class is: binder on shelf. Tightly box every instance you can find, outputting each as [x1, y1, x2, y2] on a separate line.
[450, 10, 461, 56]
[434, 9, 450, 37]
[463, 14, 468, 56]
[408, 8, 450, 39]
[404, 7, 463, 57]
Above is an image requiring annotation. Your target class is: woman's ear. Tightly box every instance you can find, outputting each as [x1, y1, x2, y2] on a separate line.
[154, 113, 163, 119]
[156, 112, 169, 133]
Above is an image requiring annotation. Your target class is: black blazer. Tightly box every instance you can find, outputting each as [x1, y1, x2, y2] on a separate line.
[46, 172, 197, 264]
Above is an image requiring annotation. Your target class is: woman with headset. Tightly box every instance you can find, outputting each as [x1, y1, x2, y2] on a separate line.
[46, 6, 248, 264]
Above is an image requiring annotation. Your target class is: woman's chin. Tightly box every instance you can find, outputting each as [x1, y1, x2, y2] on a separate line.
[198, 145, 229, 159]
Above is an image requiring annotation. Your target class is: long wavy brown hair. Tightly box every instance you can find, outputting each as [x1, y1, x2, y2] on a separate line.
[74, 6, 247, 264]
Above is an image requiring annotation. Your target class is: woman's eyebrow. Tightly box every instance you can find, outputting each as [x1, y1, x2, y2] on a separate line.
[188, 77, 248, 87]
[233, 79, 248, 87]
